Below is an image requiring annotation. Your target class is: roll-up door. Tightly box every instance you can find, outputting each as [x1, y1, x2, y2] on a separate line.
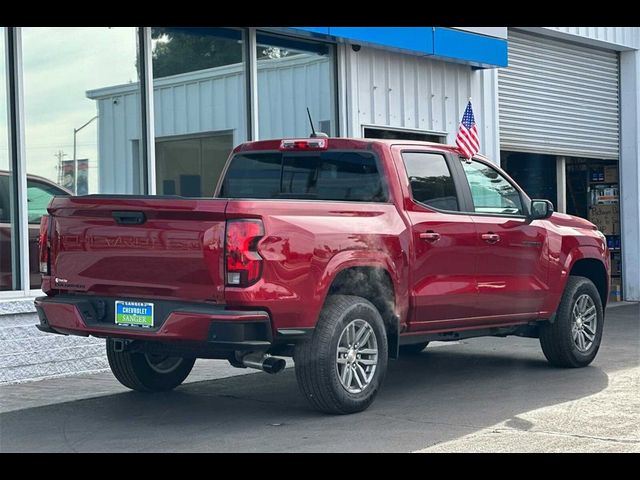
[499, 30, 619, 159]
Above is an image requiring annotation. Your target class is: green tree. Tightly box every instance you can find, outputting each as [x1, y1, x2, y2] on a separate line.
[151, 28, 243, 78]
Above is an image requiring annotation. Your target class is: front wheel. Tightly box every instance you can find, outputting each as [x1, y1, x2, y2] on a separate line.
[294, 295, 388, 414]
[539, 276, 604, 368]
[106, 339, 196, 392]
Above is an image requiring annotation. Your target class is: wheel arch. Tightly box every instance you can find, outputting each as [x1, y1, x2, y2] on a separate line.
[320, 263, 401, 359]
[568, 257, 609, 309]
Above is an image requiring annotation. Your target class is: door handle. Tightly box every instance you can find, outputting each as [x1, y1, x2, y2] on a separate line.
[112, 211, 146, 225]
[481, 233, 500, 244]
[419, 231, 441, 242]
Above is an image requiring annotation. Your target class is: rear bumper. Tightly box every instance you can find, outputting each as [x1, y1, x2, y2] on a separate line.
[34, 295, 273, 350]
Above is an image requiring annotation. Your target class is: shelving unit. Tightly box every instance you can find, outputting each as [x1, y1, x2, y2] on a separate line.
[588, 166, 622, 302]
[566, 160, 623, 302]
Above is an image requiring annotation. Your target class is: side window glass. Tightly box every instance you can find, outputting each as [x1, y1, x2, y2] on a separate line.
[26, 181, 59, 224]
[402, 152, 459, 211]
[460, 159, 523, 215]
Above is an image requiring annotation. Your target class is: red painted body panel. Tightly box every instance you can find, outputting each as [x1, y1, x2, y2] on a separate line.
[470, 215, 549, 319]
[46, 196, 227, 303]
[224, 198, 409, 330]
[38, 138, 610, 344]
[539, 212, 610, 317]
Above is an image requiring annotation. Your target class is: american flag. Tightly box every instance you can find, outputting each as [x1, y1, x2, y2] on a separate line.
[456, 100, 479, 159]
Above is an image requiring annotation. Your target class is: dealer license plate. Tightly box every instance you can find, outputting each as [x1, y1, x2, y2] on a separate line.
[115, 301, 154, 328]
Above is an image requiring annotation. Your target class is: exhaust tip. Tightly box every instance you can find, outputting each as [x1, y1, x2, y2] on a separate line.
[262, 356, 286, 374]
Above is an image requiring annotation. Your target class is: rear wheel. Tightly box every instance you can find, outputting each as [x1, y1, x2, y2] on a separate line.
[539, 276, 604, 368]
[106, 339, 196, 392]
[399, 342, 429, 355]
[294, 295, 388, 414]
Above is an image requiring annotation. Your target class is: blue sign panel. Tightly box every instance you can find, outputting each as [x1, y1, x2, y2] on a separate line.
[290, 27, 508, 68]
[433, 27, 508, 67]
[327, 27, 434, 55]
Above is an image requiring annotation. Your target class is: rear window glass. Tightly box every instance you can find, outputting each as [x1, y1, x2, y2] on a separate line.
[220, 151, 387, 202]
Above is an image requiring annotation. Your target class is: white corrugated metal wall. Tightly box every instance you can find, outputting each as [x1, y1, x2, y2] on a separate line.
[258, 55, 333, 139]
[341, 45, 500, 162]
[544, 27, 640, 50]
[153, 65, 247, 140]
[94, 88, 142, 194]
[499, 30, 620, 159]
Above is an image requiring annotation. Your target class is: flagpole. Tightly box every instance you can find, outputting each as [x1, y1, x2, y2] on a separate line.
[457, 97, 477, 162]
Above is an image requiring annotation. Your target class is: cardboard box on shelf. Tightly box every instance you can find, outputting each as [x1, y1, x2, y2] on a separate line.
[588, 204, 620, 235]
[611, 254, 622, 276]
[609, 281, 622, 302]
[604, 166, 618, 183]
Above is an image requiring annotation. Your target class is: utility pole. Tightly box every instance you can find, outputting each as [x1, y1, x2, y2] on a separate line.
[55, 150, 68, 185]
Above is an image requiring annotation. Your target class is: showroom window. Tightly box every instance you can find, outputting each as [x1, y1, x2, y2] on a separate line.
[151, 27, 247, 197]
[1, 28, 16, 291]
[21, 27, 144, 289]
[256, 33, 337, 139]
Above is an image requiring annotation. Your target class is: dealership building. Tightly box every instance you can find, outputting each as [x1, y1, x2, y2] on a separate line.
[1, 26, 639, 382]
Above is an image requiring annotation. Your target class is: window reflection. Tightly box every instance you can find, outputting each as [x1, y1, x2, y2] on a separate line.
[151, 28, 246, 198]
[461, 160, 523, 215]
[403, 153, 459, 211]
[256, 33, 336, 139]
[22, 27, 143, 288]
[1, 29, 16, 290]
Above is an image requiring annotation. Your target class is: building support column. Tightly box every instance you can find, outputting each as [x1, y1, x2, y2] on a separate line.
[139, 27, 156, 195]
[619, 49, 640, 301]
[5, 28, 29, 291]
[246, 28, 258, 141]
[473, 68, 500, 164]
[556, 156, 567, 213]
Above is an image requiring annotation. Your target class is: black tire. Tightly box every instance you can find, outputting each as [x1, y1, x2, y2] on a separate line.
[106, 339, 196, 392]
[539, 276, 604, 368]
[294, 295, 388, 414]
[399, 342, 430, 355]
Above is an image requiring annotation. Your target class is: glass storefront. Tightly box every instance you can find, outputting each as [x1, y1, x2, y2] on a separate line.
[1, 28, 15, 291]
[0, 27, 338, 296]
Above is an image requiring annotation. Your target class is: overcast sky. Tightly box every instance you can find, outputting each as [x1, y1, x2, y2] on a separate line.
[1, 27, 140, 192]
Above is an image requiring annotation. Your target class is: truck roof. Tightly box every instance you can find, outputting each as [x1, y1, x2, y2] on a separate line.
[233, 137, 463, 154]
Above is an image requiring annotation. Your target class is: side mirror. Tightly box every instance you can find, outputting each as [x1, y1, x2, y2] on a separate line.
[530, 199, 554, 220]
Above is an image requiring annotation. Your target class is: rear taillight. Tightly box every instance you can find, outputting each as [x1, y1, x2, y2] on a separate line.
[39, 215, 50, 274]
[225, 219, 264, 287]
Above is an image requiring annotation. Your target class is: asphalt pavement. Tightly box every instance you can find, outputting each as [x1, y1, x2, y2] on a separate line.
[1, 303, 638, 452]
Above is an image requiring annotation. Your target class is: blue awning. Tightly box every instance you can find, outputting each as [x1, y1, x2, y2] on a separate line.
[287, 27, 508, 68]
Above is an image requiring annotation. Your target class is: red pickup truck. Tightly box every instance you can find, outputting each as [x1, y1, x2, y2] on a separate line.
[35, 138, 610, 414]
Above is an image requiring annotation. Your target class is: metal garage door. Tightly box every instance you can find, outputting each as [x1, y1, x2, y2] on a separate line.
[499, 30, 619, 159]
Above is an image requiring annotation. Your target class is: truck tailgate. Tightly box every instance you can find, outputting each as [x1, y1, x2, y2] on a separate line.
[47, 196, 228, 302]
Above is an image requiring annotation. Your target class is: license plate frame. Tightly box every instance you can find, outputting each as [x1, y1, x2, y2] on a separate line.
[115, 300, 154, 328]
